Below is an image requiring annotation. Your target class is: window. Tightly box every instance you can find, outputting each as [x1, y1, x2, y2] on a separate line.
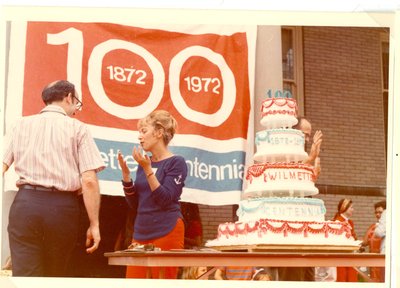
[281, 26, 304, 115]
[381, 32, 389, 155]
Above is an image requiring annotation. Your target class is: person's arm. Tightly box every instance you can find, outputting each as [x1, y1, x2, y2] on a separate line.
[150, 157, 187, 207]
[3, 163, 9, 176]
[81, 170, 101, 254]
[304, 130, 323, 165]
[3, 123, 16, 176]
[133, 146, 187, 206]
[313, 157, 321, 179]
[361, 230, 370, 247]
[214, 268, 226, 280]
[361, 224, 375, 247]
[374, 210, 386, 238]
[117, 151, 138, 209]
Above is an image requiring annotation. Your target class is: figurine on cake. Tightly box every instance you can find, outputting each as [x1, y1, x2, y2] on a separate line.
[206, 92, 361, 250]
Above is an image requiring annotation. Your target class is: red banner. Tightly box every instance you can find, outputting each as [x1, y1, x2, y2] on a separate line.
[23, 22, 251, 140]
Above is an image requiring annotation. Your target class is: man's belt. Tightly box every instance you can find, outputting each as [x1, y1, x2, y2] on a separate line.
[19, 184, 78, 194]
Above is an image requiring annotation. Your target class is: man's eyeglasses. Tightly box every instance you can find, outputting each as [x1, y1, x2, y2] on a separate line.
[73, 95, 83, 111]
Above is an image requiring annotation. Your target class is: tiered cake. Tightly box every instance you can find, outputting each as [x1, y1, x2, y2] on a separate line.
[206, 97, 361, 249]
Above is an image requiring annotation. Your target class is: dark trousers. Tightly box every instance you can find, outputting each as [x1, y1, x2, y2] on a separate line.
[8, 188, 79, 276]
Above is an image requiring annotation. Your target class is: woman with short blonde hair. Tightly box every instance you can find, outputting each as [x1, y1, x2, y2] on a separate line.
[118, 110, 187, 279]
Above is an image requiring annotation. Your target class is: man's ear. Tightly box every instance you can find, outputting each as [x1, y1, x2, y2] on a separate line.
[65, 92, 73, 104]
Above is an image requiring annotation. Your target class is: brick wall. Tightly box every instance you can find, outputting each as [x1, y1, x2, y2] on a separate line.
[302, 26, 388, 238]
[198, 26, 388, 246]
[199, 204, 234, 242]
[303, 26, 387, 187]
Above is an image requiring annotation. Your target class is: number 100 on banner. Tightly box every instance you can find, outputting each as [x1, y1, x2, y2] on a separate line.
[22, 22, 251, 139]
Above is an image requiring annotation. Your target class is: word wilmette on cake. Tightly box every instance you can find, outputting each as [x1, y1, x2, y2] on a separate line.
[262, 170, 313, 181]
[206, 93, 361, 250]
[247, 163, 314, 181]
[244, 162, 317, 198]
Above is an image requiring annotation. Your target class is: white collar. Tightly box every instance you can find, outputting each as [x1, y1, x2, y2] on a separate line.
[40, 104, 67, 116]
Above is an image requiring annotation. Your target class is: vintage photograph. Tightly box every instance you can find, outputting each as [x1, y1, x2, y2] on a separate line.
[0, 4, 396, 288]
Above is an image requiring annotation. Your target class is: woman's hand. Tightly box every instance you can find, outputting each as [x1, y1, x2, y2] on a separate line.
[304, 130, 323, 165]
[117, 150, 132, 182]
[132, 146, 152, 175]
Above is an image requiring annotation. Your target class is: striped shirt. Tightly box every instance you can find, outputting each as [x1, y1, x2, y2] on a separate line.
[221, 266, 257, 280]
[3, 105, 105, 192]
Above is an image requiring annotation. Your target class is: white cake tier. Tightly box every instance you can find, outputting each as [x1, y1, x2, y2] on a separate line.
[260, 98, 298, 129]
[205, 219, 361, 247]
[237, 197, 326, 222]
[254, 128, 307, 163]
[244, 163, 318, 198]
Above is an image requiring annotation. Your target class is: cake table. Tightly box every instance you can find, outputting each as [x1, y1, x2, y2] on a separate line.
[104, 249, 384, 280]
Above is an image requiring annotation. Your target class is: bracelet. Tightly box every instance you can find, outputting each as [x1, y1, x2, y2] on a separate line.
[146, 172, 154, 178]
